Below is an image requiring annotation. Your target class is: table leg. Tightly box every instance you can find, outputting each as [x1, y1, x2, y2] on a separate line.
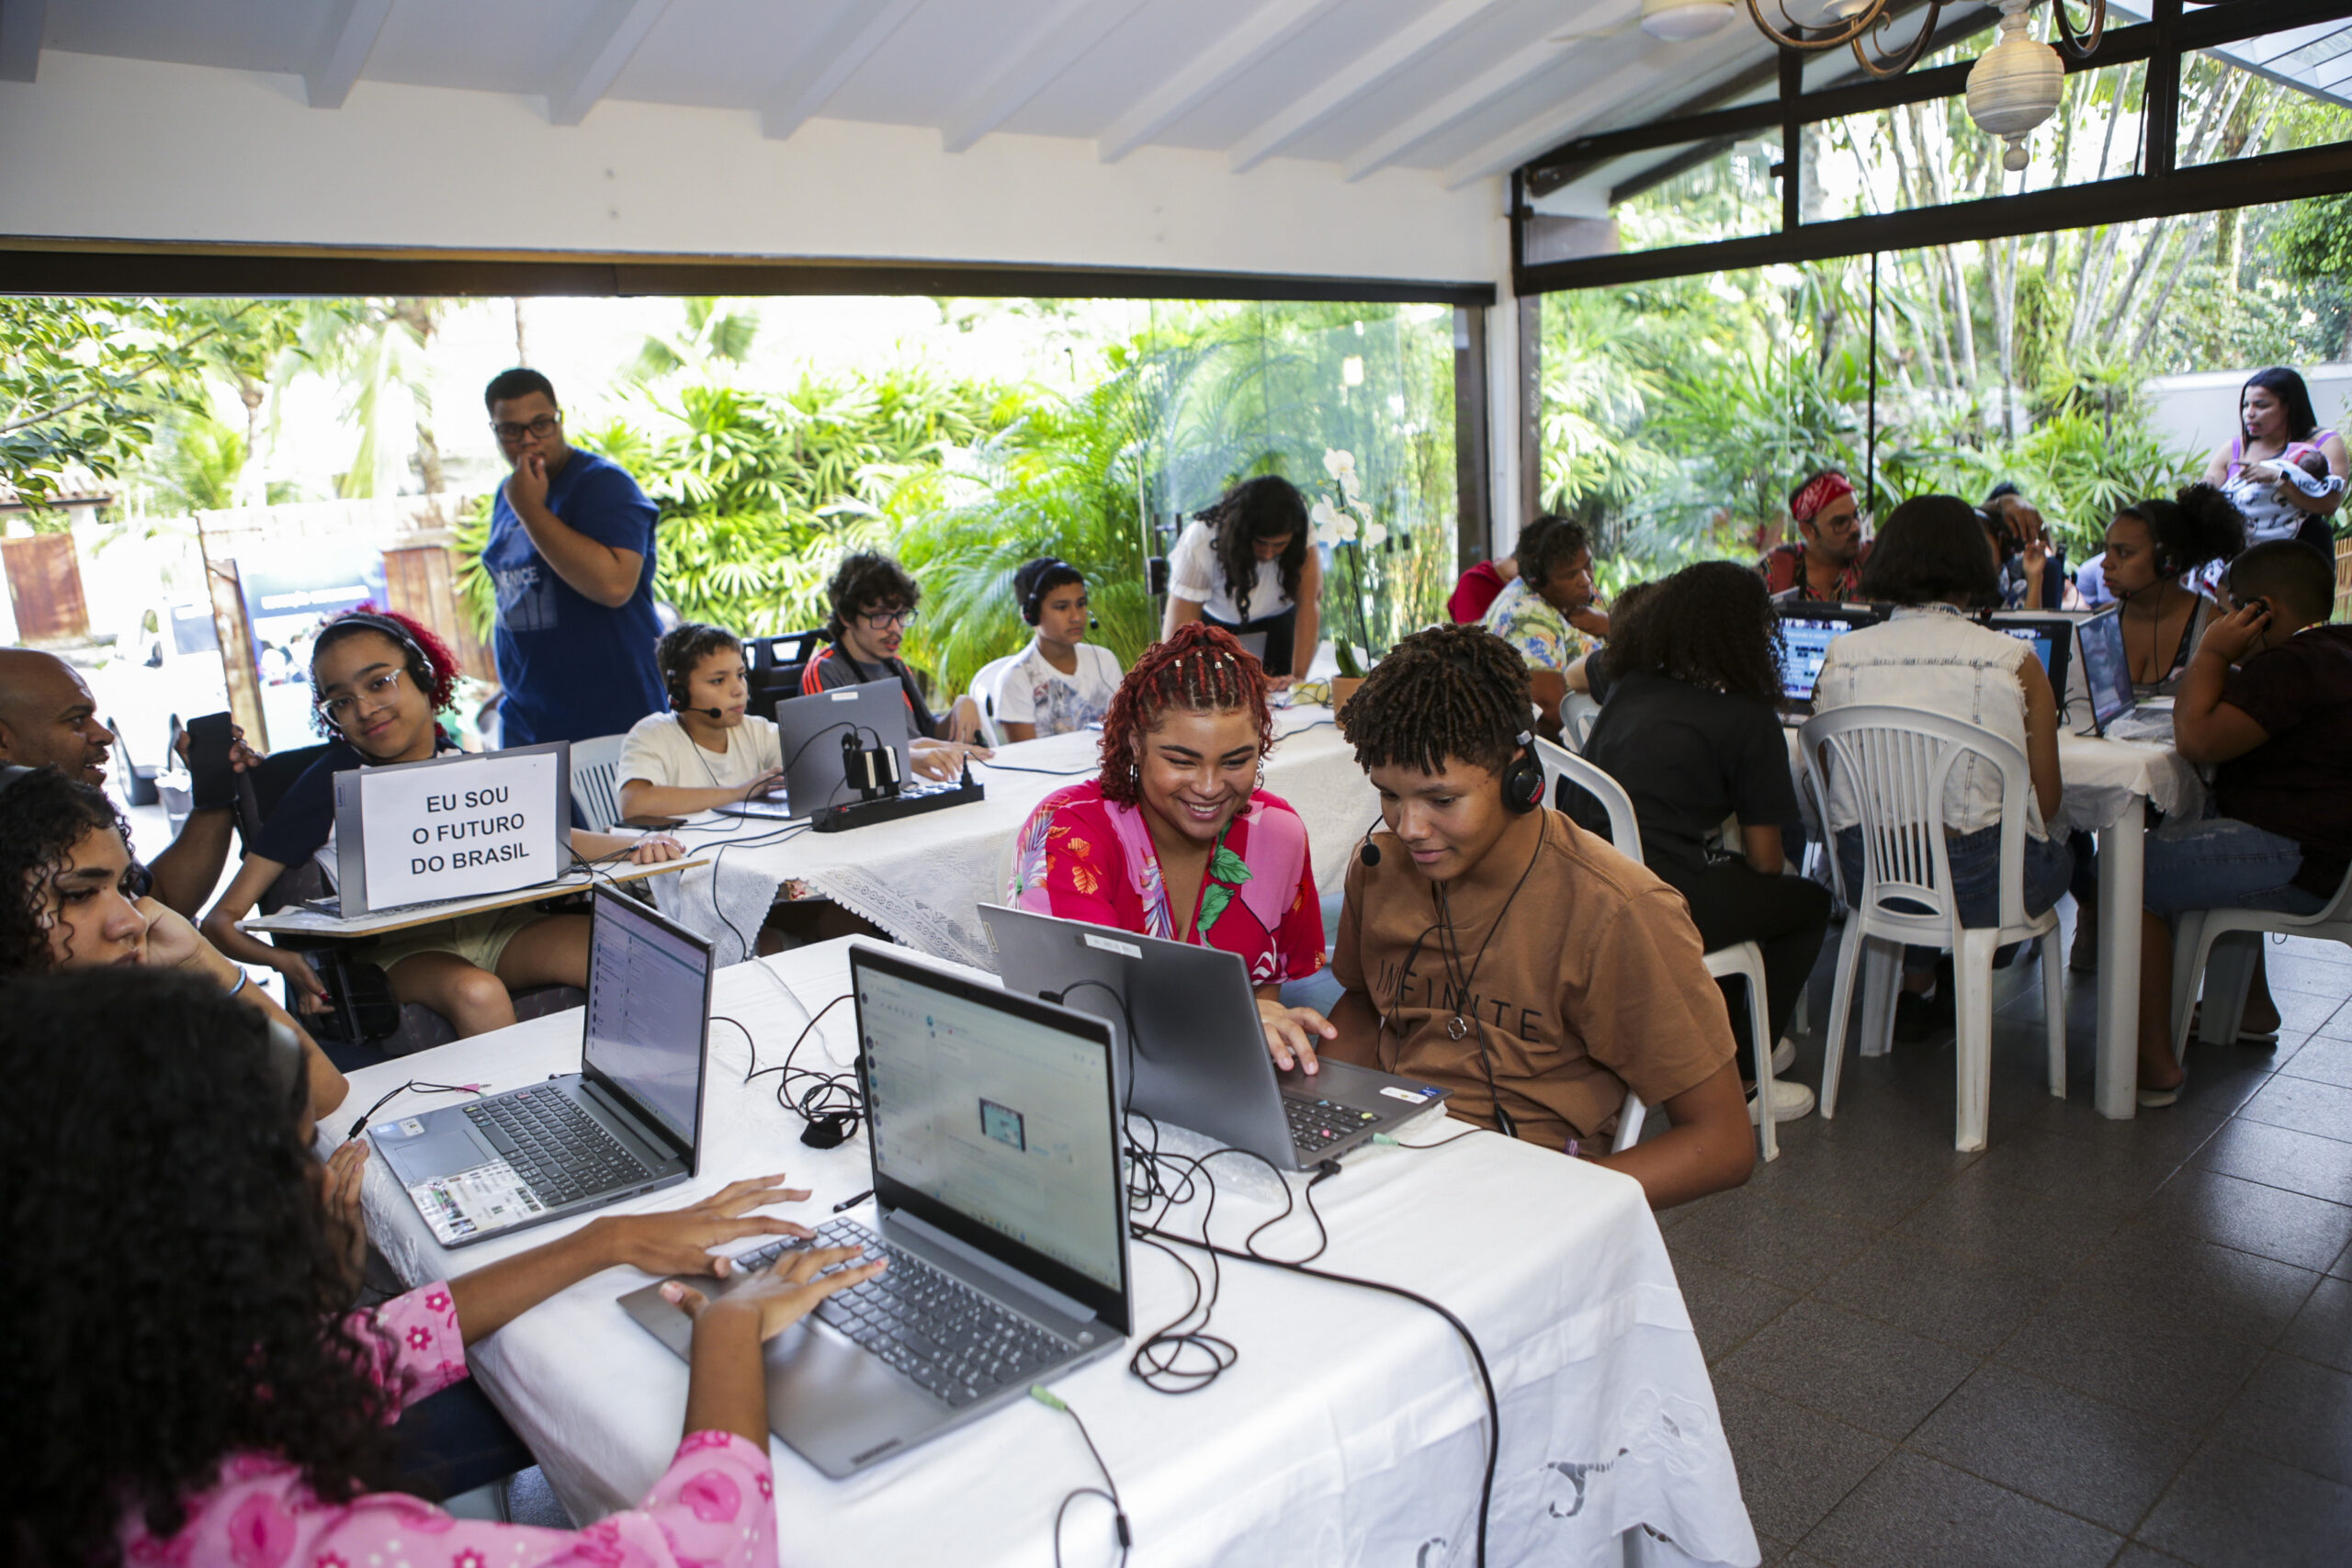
[2094, 798, 2145, 1119]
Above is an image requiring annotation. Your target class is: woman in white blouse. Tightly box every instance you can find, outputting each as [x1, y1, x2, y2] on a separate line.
[995, 558, 1125, 742]
[1161, 476, 1322, 685]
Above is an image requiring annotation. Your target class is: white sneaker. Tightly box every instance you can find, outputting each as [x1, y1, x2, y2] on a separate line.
[1771, 1037, 1796, 1076]
[1748, 1077, 1816, 1123]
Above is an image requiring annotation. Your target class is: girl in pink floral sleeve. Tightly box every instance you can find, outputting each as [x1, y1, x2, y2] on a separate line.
[1007, 621, 1334, 1074]
[0, 969, 883, 1568]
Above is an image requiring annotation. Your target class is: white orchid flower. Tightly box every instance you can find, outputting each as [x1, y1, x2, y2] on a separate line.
[1323, 448, 1357, 480]
[1339, 468, 1361, 503]
[1308, 497, 1343, 544]
[1363, 523, 1389, 550]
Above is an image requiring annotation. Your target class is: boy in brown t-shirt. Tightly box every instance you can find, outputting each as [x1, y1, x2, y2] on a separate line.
[1321, 625, 1753, 1210]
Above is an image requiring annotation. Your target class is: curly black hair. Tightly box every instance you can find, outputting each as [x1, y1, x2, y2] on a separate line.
[656, 620, 744, 707]
[822, 550, 922, 642]
[1204, 476, 1307, 623]
[1516, 513, 1591, 592]
[1605, 560, 1783, 709]
[2116, 482, 2245, 579]
[1340, 625, 1532, 780]
[0, 969, 403, 1568]
[0, 766, 137, 976]
[309, 606, 461, 739]
[1859, 494, 2002, 606]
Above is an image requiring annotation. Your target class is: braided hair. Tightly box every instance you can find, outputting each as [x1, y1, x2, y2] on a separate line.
[1340, 625, 1531, 780]
[1096, 622, 1272, 807]
[308, 604, 459, 736]
[1204, 476, 1308, 622]
[0, 768, 136, 976]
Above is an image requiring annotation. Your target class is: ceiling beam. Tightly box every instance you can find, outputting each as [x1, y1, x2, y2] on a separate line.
[942, 0, 1145, 153]
[1443, 28, 1760, 190]
[546, 0, 672, 127]
[305, 0, 394, 110]
[1228, 0, 1514, 174]
[1340, 33, 1574, 182]
[1096, 0, 1347, 164]
[760, 0, 922, 141]
[0, 0, 43, 85]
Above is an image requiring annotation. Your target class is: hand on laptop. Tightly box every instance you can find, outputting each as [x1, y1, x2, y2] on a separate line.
[739, 768, 786, 802]
[660, 1243, 885, 1341]
[1259, 998, 1336, 1076]
[597, 1173, 819, 1279]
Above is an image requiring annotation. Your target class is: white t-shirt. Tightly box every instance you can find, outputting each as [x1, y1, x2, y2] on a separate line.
[994, 639, 1123, 737]
[616, 711, 783, 792]
[1167, 519, 1292, 624]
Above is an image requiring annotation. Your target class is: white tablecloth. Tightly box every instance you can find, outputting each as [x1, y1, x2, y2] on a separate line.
[650, 707, 1374, 971]
[340, 939, 1759, 1568]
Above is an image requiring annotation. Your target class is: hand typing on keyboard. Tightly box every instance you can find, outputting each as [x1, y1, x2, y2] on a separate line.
[660, 1241, 885, 1341]
[589, 1174, 826, 1279]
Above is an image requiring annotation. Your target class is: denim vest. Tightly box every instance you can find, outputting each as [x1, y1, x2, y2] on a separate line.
[1815, 604, 2048, 841]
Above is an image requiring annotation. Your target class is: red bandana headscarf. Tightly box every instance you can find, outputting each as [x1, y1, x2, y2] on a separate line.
[1791, 471, 1853, 525]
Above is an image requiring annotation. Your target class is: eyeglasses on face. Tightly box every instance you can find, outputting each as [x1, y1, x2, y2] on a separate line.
[490, 412, 561, 443]
[857, 607, 918, 631]
[316, 667, 405, 727]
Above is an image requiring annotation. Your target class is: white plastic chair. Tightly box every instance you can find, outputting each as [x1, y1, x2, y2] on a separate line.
[1798, 706, 2065, 1153]
[968, 653, 1022, 749]
[1559, 693, 1601, 753]
[1533, 738, 1784, 1162]
[570, 732, 628, 833]
[2170, 863, 2352, 1057]
[1613, 1090, 1648, 1153]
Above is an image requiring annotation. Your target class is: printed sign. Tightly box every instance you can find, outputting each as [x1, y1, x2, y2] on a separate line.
[356, 750, 560, 909]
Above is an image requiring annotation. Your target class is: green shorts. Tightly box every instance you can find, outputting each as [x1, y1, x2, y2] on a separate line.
[359, 906, 549, 978]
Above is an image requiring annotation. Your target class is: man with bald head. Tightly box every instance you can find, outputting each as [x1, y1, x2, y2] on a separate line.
[0, 649, 245, 918]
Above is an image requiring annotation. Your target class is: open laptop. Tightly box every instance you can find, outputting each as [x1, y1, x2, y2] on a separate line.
[1986, 612, 2074, 700]
[718, 678, 932, 821]
[319, 741, 571, 918]
[978, 903, 1451, 1169]
[618, 942, 1131, 1477]
[1776, 604, 1880, 716]
[2075, 605, 2138, 737]
[367, 886, 714, 1247]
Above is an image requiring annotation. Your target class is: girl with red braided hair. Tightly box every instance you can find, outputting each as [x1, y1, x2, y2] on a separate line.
[200, 607, 684, 1038]
[1007, 622, 1339, 1070]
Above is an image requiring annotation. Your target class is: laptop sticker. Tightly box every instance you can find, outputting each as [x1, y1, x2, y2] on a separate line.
[407, 1160, 545, 1247]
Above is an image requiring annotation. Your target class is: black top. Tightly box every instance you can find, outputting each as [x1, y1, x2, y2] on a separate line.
[2217, 623, 2352, 897]
[249, 735, 460, 868]
[1576, 671, 1801, 878]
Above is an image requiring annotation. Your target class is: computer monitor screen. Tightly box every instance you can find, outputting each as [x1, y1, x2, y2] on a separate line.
[2076, 608, 2135, 730]
[1994, 623, 2057, 674]
[1778, 616, 1860, 703]
[583, 891, 713, 1149]
[857, 959, 1124, 1295]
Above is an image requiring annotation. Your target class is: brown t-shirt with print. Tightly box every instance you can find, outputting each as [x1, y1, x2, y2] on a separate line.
[1332, 810, 1736, 1148]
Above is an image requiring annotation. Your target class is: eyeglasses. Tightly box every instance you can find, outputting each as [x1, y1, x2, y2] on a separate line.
[490, 412, 561, 443]
[316, 668, 405, 727]
[856, 607, 918, 631]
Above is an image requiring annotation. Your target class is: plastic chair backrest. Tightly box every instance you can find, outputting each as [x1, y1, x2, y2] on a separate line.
[1560, 694, 1601, 753]
[1532, 737, 1642, 866]
[1798, 705, 2039, 936]
[570, 732, 629, 833]
[968, 653, 1023, 748]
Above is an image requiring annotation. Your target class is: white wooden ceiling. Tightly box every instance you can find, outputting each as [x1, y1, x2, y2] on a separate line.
[0, 0, 1777, 190]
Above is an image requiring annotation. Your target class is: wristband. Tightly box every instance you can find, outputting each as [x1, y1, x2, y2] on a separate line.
[224, 969, 250, 998]
[1564, 1137, 1581, 1159]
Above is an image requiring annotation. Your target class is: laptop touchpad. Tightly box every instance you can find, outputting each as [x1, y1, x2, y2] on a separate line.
[378, 1127, 497, 1183]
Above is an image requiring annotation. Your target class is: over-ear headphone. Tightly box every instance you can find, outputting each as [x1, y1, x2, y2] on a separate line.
[0, 762, 40, 797]
[1501, 731, 1544, 815]
[311, 611, 435, 721]
[661, 638, 729, 721]
[1021, 558, 1099, 629]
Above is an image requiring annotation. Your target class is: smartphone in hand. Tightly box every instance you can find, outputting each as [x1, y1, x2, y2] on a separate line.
[184, 712, 239, 811]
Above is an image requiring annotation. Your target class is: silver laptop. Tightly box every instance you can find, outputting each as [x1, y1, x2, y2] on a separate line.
[2075, 605, 2138, 737]
[1774, 604, 1880, 717]
[327, 740, 571, 917]
[717, 679, 919, 820]
[619, 942, 1131, 1477]
[367, 886, 713, 1247]
[978, 904, 1451, 1170]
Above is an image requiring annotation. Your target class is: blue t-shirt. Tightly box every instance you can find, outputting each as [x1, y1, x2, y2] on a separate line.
[482, 447, 665, 748]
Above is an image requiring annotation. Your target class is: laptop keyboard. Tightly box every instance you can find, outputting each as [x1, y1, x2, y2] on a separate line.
[464, 1089, 653, 1207]
[731, 1218, 1079, 1407]
[1283, 1093, 1381, 1157]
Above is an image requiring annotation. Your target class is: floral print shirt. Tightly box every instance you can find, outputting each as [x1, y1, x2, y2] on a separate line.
[1481, 579, 1592, 674]
[1008, 780, 1328, 987]
[119, 1284, 778, 1568]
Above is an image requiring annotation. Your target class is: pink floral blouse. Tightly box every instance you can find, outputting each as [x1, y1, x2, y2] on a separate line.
[119, 1284, 778, 1568]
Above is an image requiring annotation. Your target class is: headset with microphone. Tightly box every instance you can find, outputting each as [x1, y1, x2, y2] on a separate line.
[1355, 730, 1544, 868]
[1020, 558, 1102, 631]
[663, 648, 729, 722]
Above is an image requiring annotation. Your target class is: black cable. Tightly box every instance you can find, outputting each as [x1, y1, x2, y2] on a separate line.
[345, 1079, 484, 1141]
[741, 992, 863, 1135]
[1032, 1386, 1132, 1568]
[971, 759, 1099, 776]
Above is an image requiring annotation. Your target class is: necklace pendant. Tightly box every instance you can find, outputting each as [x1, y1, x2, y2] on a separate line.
[1446, 1016, 1468, 1041]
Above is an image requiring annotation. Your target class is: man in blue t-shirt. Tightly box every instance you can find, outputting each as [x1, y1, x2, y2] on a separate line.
[480, 367, 666, 747]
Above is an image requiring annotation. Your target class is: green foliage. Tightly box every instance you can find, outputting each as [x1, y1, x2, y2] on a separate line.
[146, 413, 248, 516]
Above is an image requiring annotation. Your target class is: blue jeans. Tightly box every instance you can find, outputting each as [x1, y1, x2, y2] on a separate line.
[2141, 817, 2327, 919]
[1837, 825, 2074, 972]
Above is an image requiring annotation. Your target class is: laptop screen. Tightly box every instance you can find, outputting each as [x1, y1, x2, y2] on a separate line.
[2077, 608, 2135, 730]
[1995, 622, 2059, 674]
[1778, 615, 1862, 703]
[582, 890, 713, 1151]
[856, 954, 1124, 1298]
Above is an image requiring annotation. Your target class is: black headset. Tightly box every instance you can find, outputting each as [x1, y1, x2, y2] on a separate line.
[0, 762, 39, 797]
[311, 611, 434, 718]
[1357, 730, 1544, 868]
[1020, 558, 1100, 630]
[664, 658, 726, 721]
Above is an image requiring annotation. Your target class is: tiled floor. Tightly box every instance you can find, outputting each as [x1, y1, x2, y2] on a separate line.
[1664, 915, 2352, 1568]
